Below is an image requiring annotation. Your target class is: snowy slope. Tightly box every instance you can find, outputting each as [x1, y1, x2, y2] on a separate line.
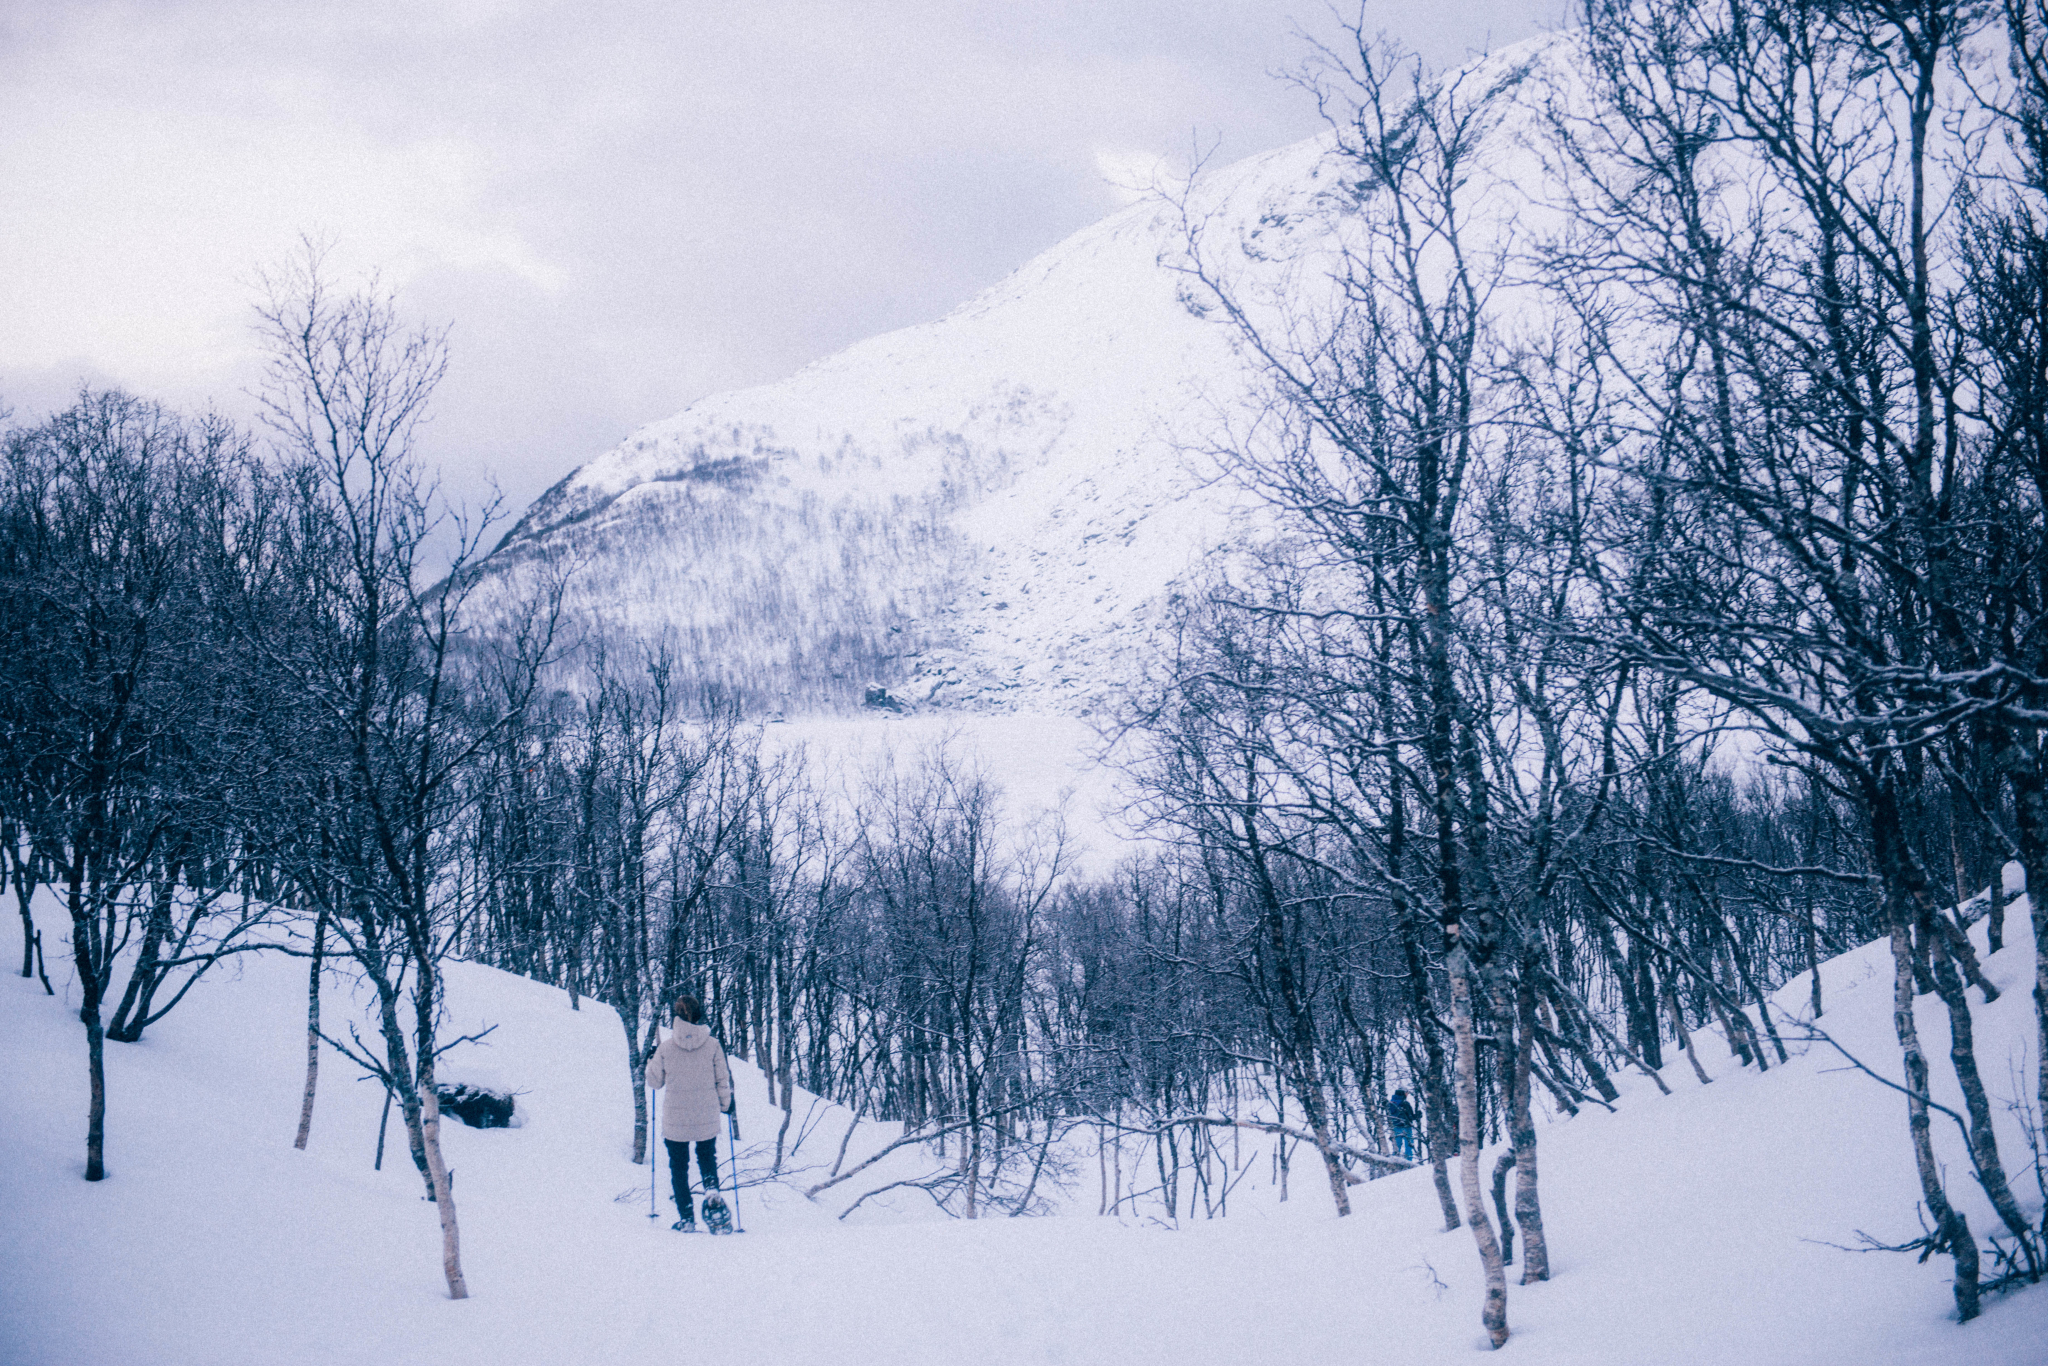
[5, 882, 2047, 1364]
[465, 36, 1591, 720]
[477, 150, 1267, 713]
[471, 125, 1387, 714]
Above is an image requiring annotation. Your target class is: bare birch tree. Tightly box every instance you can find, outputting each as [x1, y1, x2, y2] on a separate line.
[245, 240, 556, 1299]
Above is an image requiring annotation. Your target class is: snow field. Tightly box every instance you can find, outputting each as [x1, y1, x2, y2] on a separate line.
[4, 887, 2047, 1364]
[755, 711, 1138, 874]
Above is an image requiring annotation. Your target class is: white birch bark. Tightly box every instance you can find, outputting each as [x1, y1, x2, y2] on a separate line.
[293, 911, 325, 1151]
[1510, 976, 1549, 1282]
[418, 1083, 469, 1300]
[1451, 959, 1508, 1347]
[1889, 922, 1977, 1320]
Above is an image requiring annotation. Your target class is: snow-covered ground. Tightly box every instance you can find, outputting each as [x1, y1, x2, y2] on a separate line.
[759, 710, 1139, 874]
[5, 887, 2047, 1364]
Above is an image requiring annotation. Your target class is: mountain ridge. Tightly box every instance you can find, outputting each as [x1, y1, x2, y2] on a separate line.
[472, 133, 1355, 714]
[473, 36, 1573, 715]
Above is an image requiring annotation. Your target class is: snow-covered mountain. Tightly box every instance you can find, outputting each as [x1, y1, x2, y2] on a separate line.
[474, 121, 1390, 714]
[469, 31, 1600, 716]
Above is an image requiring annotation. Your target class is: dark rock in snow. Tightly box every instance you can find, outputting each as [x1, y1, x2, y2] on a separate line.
[863, 685, 905, 712]
[435, 1083, 516, 1129]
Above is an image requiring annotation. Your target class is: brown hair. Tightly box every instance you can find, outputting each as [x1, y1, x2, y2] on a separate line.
[672, 994, 704, 1024]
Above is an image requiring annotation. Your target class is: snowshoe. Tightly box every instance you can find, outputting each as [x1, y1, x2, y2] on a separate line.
[701, 1194, 732, 1235]
[671, 1216, 696, 1233]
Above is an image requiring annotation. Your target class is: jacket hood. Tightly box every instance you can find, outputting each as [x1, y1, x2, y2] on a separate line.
[670, 1021, 713, 1051]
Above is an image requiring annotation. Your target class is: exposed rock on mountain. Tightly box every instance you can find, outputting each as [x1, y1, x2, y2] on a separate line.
[474, 139, 1361, 713]
[477, 41, 1567, 716]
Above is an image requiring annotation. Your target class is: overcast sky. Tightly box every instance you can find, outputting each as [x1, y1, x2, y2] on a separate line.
[1, 0, 1563, 517]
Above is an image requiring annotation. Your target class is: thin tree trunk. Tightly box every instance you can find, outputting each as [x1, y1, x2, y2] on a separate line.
[1430, 1150, 1461, 1232]
[370, 976, 435, 1197]
[1951, 811, 1973, 932]
[1984, 862, 2005, 956]
[1397, 919, 1461, 1230]
[1806, 897, 1824, 1019]
[1890, 919, 1979, 1321]
[752, 959, 772, 1101]
[1452, 959, 1508, 1348]
[629, 1037, 650, 1165]
[1713, 969, 1767, 1070]
[1511, 971, 1550, 1282]
[774, 1093, 795, 1176]
[2009, 764, 2048, 1244]
[1097, 1122, 1108, 1215]
[107, 876, 174, 1042]
[1161, 1118, 1184, 1220]
[1664, 969, 1712, 1085]
[68, 857, 109, 1182]
[418, 1082, 469, 1300]
[964, 1077, 983, 1219]
[1925, 914, 2040, 1273]
[1291, 1068, 1353, 1218]
[375, 1086, 393, 1170]
[1703, 951, 1755, 1066]
[2033, 857, 2048, 1204]
[1548, 975, 1661, 1097]
[294, 910, 327, 1150]
[1727, 942, 1789, 1065]
[84, 1011, 107, 1181]
[1537, 992, 1618, 1103]
[1491, 1149, 1516, 1265]
[1933, 913, 1998, 1005]
[1013, 1118, 1057, 1216]
[9, 840, 38, 980]
[774, 968, 797, 1173]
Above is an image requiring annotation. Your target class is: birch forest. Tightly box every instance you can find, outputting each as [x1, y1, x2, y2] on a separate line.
[7, 0, 2048, 1345]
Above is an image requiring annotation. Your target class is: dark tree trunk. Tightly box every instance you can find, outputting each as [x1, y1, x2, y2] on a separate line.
[66, 852, 110, 1182]
[1491, 1149, 1516, 1265]
[294, 911, 327, 1150]
[1663, 966, 1712, 1086]
[84, 1011, 107, 1181]
[8, 840, 40, 981]
[107, 874, 176, 1043]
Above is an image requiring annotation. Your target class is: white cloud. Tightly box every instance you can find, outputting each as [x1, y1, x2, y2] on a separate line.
[0, 0, 1564, 514]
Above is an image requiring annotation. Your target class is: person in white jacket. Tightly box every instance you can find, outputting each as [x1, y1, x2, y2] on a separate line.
[646, 994, 734, 1231]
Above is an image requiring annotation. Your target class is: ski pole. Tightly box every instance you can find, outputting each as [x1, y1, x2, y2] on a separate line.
[725, 1107, 744, 1233]
[649, 1082, 660, 1220]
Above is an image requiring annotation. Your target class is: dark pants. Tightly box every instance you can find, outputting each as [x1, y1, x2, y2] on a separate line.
[665, 1137, 720, 1219]
[1392, 1124, 1416, 1161]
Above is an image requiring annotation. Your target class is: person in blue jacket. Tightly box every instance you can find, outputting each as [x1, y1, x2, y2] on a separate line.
[1388, 1088, 1418, 1162]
